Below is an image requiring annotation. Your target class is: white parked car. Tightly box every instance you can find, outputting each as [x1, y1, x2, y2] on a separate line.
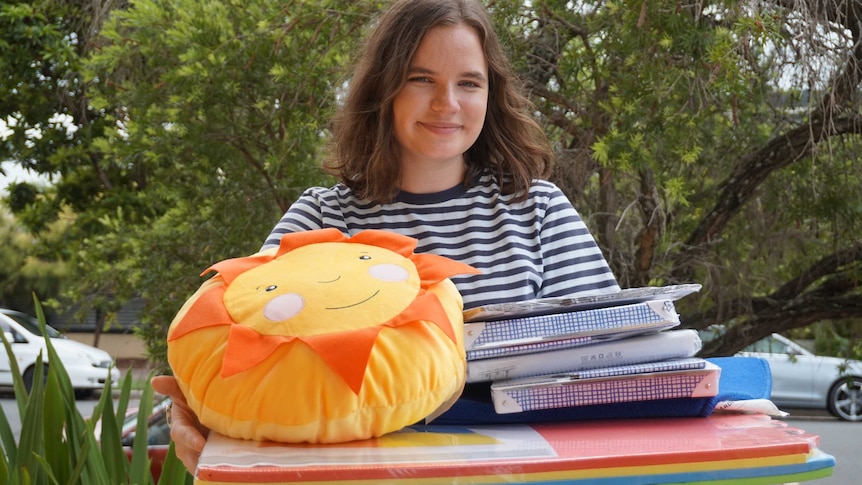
[0, 308, 120, 397]
[701, 328, 862, 421]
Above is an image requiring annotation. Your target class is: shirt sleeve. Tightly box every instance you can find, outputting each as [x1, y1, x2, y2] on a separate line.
[260, 187, 331, 251]
[536, 184, 621, 298]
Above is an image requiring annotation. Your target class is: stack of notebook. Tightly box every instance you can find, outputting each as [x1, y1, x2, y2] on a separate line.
[459, 285, 718, 415]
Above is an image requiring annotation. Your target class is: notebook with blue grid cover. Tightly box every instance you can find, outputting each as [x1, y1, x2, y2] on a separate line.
[464, 299, 680, 351]
[490, 358, 720, 414]
[466, 335, 594, 361]
[466, 328, 702, 383]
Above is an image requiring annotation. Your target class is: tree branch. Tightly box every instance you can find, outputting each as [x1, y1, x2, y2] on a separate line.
[675, 2, 862, 279]
[771, 243, 862, 300]
[684, 244, 862, 331]
[698, 294, 862, 356]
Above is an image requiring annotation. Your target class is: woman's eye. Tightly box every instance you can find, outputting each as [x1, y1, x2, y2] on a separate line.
[264, 285, 278, 292]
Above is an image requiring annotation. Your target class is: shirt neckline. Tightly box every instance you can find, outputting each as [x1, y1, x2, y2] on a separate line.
[395, 176, 481, 205]
[394, 182, 470, 204]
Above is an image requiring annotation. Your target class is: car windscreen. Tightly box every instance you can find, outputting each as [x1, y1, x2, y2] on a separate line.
[0, 311, 64, 338]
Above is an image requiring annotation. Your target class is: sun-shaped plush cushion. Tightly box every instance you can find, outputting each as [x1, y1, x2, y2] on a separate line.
[167, 229, 479, 443]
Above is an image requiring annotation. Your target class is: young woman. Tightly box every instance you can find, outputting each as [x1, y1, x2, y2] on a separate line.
[153, 0, 619, 471]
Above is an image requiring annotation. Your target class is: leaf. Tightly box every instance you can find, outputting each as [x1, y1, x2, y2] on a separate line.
[157, 442, 194, 485]
[591, 139, 610, 166]
[16, 352, 45, 484]
[37, 298, 113, 484]
[98, 374, 129, 483]
[127, 384, 156, 483]
[41, 370, 68, 481]
[0, 331, 21, 468]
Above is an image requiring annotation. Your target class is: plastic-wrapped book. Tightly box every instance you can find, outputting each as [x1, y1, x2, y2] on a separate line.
[463, 284, 701, 323]
[490, 358, 720, 414]
[466, 328, 702, 383]
[464, 299, 680, 351]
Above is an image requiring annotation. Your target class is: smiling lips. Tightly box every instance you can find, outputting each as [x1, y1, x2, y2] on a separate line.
[317, 274, 382, 310]
[325, 290, 381, 310]
[420, 121, 461, 135]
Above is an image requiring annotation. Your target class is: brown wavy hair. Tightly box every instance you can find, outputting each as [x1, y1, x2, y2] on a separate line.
[324, 0, 553, 203]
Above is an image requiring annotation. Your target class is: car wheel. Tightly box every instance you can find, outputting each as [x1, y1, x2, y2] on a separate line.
[22, 363, 49, 391]
[827, 376, 862, 421]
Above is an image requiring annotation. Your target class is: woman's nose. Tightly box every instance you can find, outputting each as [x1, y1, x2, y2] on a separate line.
[430, 85, 458, 112]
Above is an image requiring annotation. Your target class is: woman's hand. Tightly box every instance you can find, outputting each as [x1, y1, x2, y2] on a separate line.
[151, 375, 209, 473]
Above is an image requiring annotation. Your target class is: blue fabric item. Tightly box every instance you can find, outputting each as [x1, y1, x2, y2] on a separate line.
[433, 356, 771, 425]
[707, 356, 772, 401]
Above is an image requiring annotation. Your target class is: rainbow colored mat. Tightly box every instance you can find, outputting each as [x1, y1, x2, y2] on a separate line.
[193, 413, 834, 484]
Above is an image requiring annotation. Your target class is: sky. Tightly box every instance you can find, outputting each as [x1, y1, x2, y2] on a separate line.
[0, 117, 55, 195]
[1, 115, 71, 195]
[0, 161, 52, 195]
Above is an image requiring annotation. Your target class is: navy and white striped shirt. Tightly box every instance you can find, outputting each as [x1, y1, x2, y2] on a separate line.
[262, 173, 620, 310]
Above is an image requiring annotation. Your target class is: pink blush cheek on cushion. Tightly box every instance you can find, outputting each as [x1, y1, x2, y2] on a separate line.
[263, 293, 305, 321]
[369, 264, 409, 282]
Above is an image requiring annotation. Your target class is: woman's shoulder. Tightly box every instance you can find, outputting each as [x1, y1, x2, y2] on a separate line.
[296, 183, 358, 201]
[528, 178, 564, 195]
[476, 171, 562, 191]
[473, 172, 564, 201]
[460, 176, 564, 215]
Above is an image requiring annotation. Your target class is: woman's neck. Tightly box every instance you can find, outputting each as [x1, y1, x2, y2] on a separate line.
[398, 159, 466, 194]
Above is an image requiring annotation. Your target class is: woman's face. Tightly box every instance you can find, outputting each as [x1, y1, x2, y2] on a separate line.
[392, 23, 489, 173]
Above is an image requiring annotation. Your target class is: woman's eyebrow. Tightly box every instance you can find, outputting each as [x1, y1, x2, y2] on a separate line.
[463, 70, 488, 83]
[407, 66, 488, 83]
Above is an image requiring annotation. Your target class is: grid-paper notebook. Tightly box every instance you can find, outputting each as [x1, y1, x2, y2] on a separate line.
[490, 358, 720, 414]
[464, 299, 680, 351]
[463, 284, 701, 323]
[466, 328, 702, 383]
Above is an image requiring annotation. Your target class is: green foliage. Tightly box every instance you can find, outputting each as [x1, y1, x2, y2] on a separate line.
[0, 210, 68, 313]
[505, 1, 861, 289]
[0, 299, 192, 484]
[0, 1, 79, 164]
[79, 0, 374, 363]
[4, 0, 374, 364]
[538, 0, 758, 197]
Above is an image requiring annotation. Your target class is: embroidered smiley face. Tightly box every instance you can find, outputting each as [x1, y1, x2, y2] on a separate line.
[167, 228, 479, 393]
[223, 241, 422, 337]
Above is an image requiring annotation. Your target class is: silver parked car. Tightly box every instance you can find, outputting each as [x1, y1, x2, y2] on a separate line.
[738, 333, 862, 421]
[0, 308, 120, 397]
[702, 328, 862, 421]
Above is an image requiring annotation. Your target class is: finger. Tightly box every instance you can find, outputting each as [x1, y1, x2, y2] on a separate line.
[175, 436, 204, 473]
[171, 416, 208, 471]
[170, 404, 208, 471]
[151, 375, 208, 472]
[151, 376, 187, 405]
[152, 378, 204, 432]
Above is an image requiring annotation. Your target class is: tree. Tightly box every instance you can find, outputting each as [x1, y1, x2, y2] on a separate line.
[1, 0, 134, 340]
[3, 0, 862, 365]
[501, 0, 862, 357]
[3, 0, 369, 364]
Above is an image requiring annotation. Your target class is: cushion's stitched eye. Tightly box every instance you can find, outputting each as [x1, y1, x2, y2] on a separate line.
[359, 255, 371, 260]
[265, 285, 278, 292]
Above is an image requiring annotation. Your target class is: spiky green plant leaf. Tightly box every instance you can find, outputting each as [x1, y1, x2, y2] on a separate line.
[1, 297, 191, 484]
